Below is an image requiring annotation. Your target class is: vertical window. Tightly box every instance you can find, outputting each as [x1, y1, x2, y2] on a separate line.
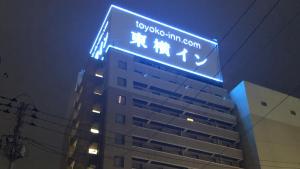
[76, 102, 82, 111]
[70, 160, 75, 169]
[114, 156, 124, 168]
[117, 95, 126, 105]
[70, 138, 78, 148]
[79, 86, 83, 94]
[74, 121, 80, 129]
[115, 133, 125, 145]
[115, 114, 126, 124]
[118, 60, 127, 70]
[117, 77, 127, 87]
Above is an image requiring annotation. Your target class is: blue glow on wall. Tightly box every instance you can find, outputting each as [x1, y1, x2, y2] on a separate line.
[90, 4, 223, 83]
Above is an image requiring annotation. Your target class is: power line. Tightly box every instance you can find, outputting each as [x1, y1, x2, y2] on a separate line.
[4, 98, 297, 169]
[220, 0, 257, 42]
[2, 83, 299, 168]
[2, 94, 298, 168]
[0, 102, 30, 169]
[23, 121, 238, 168]
[116, 0, 259, 128]
[220, 0, 281, 73]
[0, 95, 71, 122]
[119, 0, 282, 161]
[243, 85, 300, 137]
[30, 143, 300, 169]
[28, 107, 71, 122]
[22, 126, 300, 169]
[0, 116, 14, 122]
[201, 6, 300, 167]
[190, 0, 257, 69]
[0, 1, 296, 168]
[0, 103, 97, 136]
[0, 1, 270, 165]
[25, 137, 65, 156]
[1, 1, 296, 147]
[261, 10, 300, 49]
[197, 0, 282, 166]
[150, 0, 259, 112]
[19, 101, 300, 168]
[1, 83, 299, 168]
[29, 142, 64, 156]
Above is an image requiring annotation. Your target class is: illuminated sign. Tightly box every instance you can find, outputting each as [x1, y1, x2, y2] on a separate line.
[90, 5, 222, 82]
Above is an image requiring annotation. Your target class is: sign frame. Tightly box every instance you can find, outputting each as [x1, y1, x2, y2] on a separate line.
[90, 5, 223, 83]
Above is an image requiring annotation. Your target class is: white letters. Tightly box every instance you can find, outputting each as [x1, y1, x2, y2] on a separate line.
[194, 54, 207, 66]
[153, 39, 171, 57]
[130, 31, 148, 48]
[176, 48, 188, 62]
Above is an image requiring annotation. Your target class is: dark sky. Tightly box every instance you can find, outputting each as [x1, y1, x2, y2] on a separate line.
[0, 0, 300, 169]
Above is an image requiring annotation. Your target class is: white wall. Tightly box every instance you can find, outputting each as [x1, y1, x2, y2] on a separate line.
[230, 81, 300, 169]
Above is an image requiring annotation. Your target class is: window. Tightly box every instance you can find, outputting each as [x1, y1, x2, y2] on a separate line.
[117, 77, 127, 87]
[95, 73, 103, 78]
[92, 109, 101, 113]
[69, 160, 75, 169]
[186, 117, 194, 122]
[88, 143, 98, 155]
[70, 138, 78, 148]
[94, 87, 103, 96]
[117, 95, 126, 105]
[92, 105, 101, 114]
[115, 133, 125, 145]
[94, 69, 103, 78]
[90, 128, 99, 134]
[118, 60, 127, 70]
[90, 124, 99, 134]
[87, 165, 96, 169]
[114, 156, 124, 168]
[115, 114, 126, 124]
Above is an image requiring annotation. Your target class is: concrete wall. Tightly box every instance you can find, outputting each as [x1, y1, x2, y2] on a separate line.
[100, 50, 243, 169]
[230, 81, 300, 169]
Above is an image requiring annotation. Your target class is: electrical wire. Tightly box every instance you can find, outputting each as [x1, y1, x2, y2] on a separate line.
[0, 0, 284, 157]
[0, 95, 72, 122]
[116, 0, 284, 162]
[22, 115, 300, 168]
[24, 127, 300, 169]
[219, 0, 281, 74]
[1, 1, 299, 168]
[1, 86, 300, 168]
[1, 85, 300, 168]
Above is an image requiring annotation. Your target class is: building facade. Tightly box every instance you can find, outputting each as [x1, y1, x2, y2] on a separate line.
[63, 5, 245, 169]
[230, 81, 300, 169]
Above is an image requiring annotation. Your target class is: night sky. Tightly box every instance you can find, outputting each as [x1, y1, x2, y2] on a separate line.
[0, 0, 300, 169]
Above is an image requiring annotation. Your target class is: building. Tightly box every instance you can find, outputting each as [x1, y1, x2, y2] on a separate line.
[62, 5, 244, 169]
[230, 81, 300, 169]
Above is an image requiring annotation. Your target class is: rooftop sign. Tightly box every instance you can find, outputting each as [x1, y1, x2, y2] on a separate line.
[90, 5, 222, 82]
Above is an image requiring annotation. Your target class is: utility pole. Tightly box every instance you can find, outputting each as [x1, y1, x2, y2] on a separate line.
[1, 102, 28, 169]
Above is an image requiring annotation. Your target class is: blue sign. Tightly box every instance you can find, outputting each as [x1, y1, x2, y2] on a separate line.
[90, 5, 223, 82]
